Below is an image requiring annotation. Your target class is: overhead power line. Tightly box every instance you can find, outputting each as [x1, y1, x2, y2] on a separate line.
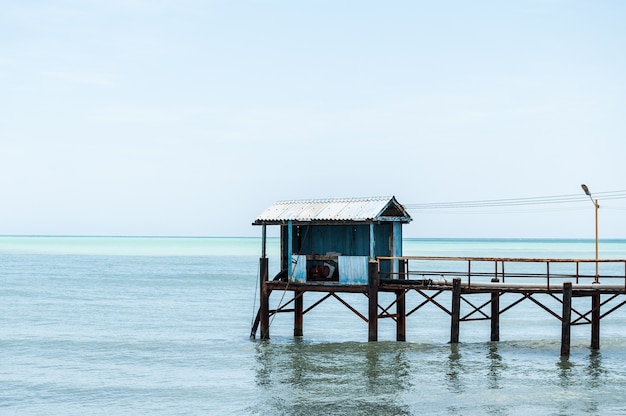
[405, 190, 626, 210]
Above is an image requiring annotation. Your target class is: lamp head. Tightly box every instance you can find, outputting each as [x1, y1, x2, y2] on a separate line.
[581, 184, 591, 196]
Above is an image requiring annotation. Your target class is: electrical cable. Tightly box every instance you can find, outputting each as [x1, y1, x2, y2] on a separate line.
[406, 190, 626, 211]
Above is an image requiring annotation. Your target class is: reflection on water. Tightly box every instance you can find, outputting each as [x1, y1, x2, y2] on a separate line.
[555, 351, 609, 415]
[252, 341, 413, 415]
[583, 351, 604, 414]
[557, 355, 574, 387]
[250, 339, 626, 416]
[446, 344, 464, 393]
[487, 342, 503, 390]
[586, 350, 606, 388]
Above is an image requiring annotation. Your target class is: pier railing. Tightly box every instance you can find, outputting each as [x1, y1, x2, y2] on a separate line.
[377, 256, 626, 289]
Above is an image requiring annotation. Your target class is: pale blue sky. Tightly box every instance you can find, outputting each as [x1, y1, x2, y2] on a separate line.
[1, 0, 625, 238]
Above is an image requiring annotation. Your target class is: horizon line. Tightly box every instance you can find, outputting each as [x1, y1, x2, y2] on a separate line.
[0, 234, 624, 241]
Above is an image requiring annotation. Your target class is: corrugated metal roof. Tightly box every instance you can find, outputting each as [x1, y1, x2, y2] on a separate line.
[253, 196, 412, 224]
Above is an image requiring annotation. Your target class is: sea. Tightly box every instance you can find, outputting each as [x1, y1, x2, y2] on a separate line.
[2, 236, 626, 415]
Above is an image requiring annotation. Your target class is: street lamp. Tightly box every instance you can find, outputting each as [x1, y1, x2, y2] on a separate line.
[581, 184, 599, 283]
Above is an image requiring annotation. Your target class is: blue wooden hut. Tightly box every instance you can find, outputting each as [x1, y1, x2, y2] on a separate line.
[253, 196, 412, 285]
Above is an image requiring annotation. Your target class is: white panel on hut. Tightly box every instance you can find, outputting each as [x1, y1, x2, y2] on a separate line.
[292, 255, 307, 283]
[338, 256, 369, 285]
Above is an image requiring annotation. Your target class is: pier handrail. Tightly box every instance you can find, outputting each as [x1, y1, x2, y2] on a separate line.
[377, 256, 626, 289]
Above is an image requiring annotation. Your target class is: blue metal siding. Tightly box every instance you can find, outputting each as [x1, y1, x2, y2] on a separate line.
[373, 223, 392, 257]
[295, 225, 369, 256]
[338, 256, 369, 285]
[392, 222, 403, 257]
[374, 223, 393, 277]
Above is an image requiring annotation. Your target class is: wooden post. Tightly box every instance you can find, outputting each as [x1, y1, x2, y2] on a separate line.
[259, 257, 270, 340]
[561, 282, 572, 357]
[450, 277, 461, 344]
[294, 290, 303, 337]
[491, 290, 500, 342]
[396, 260, 406, 342]
[591, 292, 600, 350]
[368, 261, 379, 342]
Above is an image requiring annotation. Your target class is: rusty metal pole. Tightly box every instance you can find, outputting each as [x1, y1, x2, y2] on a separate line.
[368, 261, 379, 342]
[259, 257, 270, 340]
[561, 282, 572, 357]
[591, 292, 600, 350]
[396, 259, 406, 342]
[450, 277, 461, 344]
[294, 291, 303, 337]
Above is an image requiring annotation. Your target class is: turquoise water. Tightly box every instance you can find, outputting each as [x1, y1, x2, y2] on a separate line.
[2, 236, 626, 415]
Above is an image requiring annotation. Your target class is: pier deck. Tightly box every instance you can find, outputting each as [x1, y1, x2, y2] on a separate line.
[254, 256, 626, 356]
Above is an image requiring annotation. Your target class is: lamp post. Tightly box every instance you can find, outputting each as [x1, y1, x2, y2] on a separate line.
[581, 184, 599, 284]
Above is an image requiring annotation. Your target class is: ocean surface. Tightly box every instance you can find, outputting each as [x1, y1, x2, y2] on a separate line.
[2, 236, 626, 415]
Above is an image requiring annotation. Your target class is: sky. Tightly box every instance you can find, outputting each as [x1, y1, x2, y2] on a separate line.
[1, 0, 625, 238]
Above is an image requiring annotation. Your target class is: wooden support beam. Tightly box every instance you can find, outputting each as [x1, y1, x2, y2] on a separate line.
[561, 282, 572, 357]
[450, 277, 461, 344]
[491, 290, 500, 342]
[368, 261, 379, 342]
[397, 260, 406, 342]
[259, 257, 270, 340]
[294, 290, 303, 337]
[591, 292, 600, 350]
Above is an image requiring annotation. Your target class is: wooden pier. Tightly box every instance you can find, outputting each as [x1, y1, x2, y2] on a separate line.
[251, 196, 626, 356]
[253, 256, 626, 356]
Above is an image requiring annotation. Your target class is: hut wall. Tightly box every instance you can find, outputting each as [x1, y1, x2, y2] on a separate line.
[280, 222, 403, 283]
[294, 224, 370, 256]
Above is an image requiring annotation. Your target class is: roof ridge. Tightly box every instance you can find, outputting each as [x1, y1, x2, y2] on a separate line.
[275, 196, 392, 204]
